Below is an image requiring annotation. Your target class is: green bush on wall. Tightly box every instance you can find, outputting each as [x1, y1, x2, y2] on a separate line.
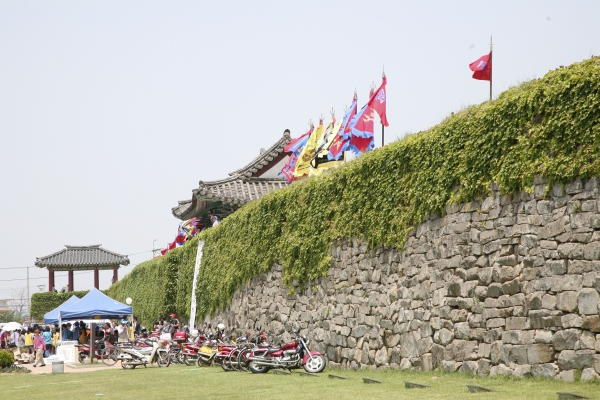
[109, 57, 600, 325]
[107, 240, 198, 328]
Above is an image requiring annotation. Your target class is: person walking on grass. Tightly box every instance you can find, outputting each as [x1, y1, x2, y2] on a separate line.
[32, 328, 46, 367]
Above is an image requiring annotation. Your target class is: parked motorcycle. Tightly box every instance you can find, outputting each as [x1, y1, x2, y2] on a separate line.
[248, 334, 326, 373]
[76, 336, 112, 363]
[117, 339, 170, 369]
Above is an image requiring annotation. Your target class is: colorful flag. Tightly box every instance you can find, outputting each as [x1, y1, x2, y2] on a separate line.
[368, 76, 389, 126]
[280, 154, 297, 183]
[284, 127, 312, 153]
[280, 126, 313, 183]
[347, 100, 375, 155]
[309, 119, 341, 177]
[315, 118, 338, 158]
[469, 52, 492, 81]
[328, 98, 358, 160]
[294, 120, 324, 177]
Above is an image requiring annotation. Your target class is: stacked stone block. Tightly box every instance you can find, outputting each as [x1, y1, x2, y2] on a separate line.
[207, 177, 600, 380]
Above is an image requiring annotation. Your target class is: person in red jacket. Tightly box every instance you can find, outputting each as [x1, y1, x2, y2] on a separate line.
[32, 328, 46, 367]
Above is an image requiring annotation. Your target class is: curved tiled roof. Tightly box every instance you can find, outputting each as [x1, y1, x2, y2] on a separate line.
[171, 130, 291, 220]
[228, 130, 291, 178]
[35, 245, 130, 269]
[196, 177, 287, 206]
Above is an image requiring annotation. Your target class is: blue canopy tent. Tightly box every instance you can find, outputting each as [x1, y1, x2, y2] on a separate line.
[59, 288, 132, 321]
[44, 295, 80, 324]
[57, 289, 132, 362]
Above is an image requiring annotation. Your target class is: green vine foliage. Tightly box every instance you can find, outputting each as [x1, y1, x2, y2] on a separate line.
[30, 291, 89, 320]
[106, 239, 198, 328]
[109, 57, 600, 324]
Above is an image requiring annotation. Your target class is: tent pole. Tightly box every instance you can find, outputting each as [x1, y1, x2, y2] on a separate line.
[90, 323, 95, 364]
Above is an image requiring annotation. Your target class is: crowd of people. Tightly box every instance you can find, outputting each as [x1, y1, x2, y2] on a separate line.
[1, 325, 59, 367]
[0, 313, 182, 367]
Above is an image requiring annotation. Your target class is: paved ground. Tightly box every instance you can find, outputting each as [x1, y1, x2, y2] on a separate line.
[19, 361, 121, 374]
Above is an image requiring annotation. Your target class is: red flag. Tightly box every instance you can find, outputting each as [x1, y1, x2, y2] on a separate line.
[469, 52, 492, 81]
[367, 76, 389, 127]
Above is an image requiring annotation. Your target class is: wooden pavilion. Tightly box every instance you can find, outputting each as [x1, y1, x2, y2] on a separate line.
[35, 245, 130, 292]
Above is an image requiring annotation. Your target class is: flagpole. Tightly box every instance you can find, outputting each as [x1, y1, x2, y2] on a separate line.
[489, 36, 493, 102]
[381, 69, 385, 146]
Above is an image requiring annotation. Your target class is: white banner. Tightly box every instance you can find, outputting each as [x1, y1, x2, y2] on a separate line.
[188, 240, 204, 330]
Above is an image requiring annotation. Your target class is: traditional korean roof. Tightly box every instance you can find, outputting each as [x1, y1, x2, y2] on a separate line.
[172, 130, 292, 221]
[228, 131, 291, 178]
[35, 245, 130, 270]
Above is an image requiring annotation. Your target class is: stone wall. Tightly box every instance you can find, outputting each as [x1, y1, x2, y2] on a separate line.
[207, 177, 600, 381]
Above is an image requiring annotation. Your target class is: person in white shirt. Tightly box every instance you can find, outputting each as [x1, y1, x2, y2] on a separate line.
[117, 320, 130, 343]
[10, 330, 20, 348]
[211, 215, 220, 227]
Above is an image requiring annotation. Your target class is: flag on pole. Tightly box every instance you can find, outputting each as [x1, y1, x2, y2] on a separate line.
[280, 126, 313, 183]
[469, 52, 492, 81]
[347, 100, 375, 155]
[328, 97, 358, 160]
[368, 76, 389, 127]
[284, 128, 312, 154]
[294, 120, 324, 177]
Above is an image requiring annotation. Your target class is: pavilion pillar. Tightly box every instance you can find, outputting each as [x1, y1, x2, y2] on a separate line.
[113, 267, 118, 284]
[94, 269, 99, 289]
[48, 269, 55, 292]
[68, 270, 74, 292]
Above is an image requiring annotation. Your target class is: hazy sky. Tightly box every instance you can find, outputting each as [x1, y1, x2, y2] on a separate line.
[1, 1, 599, 304]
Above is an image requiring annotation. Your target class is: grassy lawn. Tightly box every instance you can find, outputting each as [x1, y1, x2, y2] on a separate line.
[1, 365, 599, 399]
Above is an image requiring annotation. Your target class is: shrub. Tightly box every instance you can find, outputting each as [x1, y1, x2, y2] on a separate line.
[0, 350, 15, 368]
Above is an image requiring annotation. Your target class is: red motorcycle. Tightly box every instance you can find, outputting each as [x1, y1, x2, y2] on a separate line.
[248, 334, 326, 374]
[76, 336, 113, 363]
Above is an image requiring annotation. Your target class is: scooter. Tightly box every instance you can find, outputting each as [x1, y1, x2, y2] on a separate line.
[248, 334, 326, 374]
[119, 339, 170, 369]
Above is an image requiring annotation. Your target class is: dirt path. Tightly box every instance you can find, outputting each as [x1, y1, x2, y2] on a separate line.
[20, 361, 121, 374]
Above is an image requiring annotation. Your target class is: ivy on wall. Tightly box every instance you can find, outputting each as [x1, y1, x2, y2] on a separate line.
[106, 238, 198, 328]
[108, 57, 600, 325]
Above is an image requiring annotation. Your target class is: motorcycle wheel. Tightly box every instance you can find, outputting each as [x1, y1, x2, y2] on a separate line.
[121, 361, 136, 369]
[100, 347, 118, 366]
[197, 354, 212, 367]
[183, 355, 196, 366]
[169, 348, 180, 364]
[221, 360, 231, 372]
[237, 348, 251, 372]
[249, 360, 270, 374]
[227, 349, 241, 371]
[178, 351, 187, 365]
[157, 350, 171, 367]
[78, 353, 89, 364]
[303, 354, 326, 373]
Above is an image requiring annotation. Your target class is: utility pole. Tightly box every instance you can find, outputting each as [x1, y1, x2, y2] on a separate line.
[26, 266, 30, 323]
